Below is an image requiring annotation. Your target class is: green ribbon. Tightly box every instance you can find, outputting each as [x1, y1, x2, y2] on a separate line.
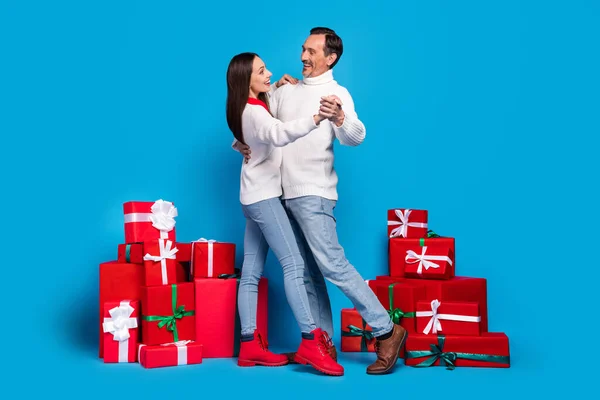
[125, 244, 132, 263]
[142, 284, 195, 342]
[405, 335, 510, 370]
[387, 283, 415, 324]
[341, 322, 374, 352]
[426, 230, 441, 238]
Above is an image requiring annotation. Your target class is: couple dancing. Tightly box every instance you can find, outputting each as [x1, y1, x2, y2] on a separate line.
[226, 27, 406, 376]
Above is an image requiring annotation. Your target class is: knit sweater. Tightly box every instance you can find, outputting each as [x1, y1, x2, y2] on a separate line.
[237, 97, 319, 205]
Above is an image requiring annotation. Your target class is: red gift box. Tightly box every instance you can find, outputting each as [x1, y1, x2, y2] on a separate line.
[138, 340, 203, 368]
[190, 239, 235, 278]
[116, 242, 189, 284]
[123, 200, 177, 244]
[389, 237, 455, 279]
[118, 242, 189, 264]
[416, 300, 481, 336]
[99, 261, 144, 358]
[102, 300, 139, 363]
[405, 333, 510, 368]
[375, 281, 425, 334]
[142, 239, 179, 286]
[340, 309, 375, 352]
[387, 209, 428, 238]
[195, 276, 268, 358]
[175, 242, 191, 262]
[141, 283, 195, 345]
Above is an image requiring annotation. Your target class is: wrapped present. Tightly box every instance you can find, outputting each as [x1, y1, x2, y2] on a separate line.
[123, 199, 177, 243]
[416, 300, 481, 336]
[99, 261, 144, 358]
[340, 309, 375, 352]
[376, 281, 425, 333]
[195, 273, 268, 358]
[389, 237, 455, 279]
[405, 333, 510, 369]
[190, 238, 235, 278]
[387, 209, 428, 238]
[142, 239, 179, 286]
[141, 283, 195, 345]
[175, 242, 191, 262]
[138, 340, 203, 368]
[116, 243, 188, 283]
[102, 300, 139, 363]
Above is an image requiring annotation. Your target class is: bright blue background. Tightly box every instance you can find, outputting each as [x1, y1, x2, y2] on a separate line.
[2, 0, 597, 398]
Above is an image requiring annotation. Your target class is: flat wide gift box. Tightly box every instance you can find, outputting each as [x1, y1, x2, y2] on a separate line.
[141, 283, 196, 345]
[195, 277, 268, 358]
[190, 239, 235, 278]
[387, 208, 428, 238]
[340, 308, 375, 352]
[99, 261, 144, 357]
[389, 237, 455, 279]
[138, 340, 203, 368]
[405, 333, 510, 368]
[416, 299, 481, 336]
[118, 241, 189, 265]
[123, 200, 177, 244]
[102, 300, 139, 363]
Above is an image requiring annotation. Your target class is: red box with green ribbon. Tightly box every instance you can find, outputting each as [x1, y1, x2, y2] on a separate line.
[340, 308, 375, 352]
[375, 281, 425, 334]
[141, 283, 196, 345]
[404, 333, 510, 369]
[389, 237, 455, 280]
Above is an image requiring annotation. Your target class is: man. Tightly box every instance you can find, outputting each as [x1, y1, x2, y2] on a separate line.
[234, 27, 407, 375]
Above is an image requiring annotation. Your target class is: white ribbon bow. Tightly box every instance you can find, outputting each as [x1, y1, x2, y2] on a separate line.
[161, 340, 192, 365]
[191, 238, 216, 277]
[143, 239, 179, 285]
[387, 209, 428, 238]
[103, 301, 138, 363]
[405, 246, 453, 274]
[416, 299, 481, 335]
[149, 199, 178, 233]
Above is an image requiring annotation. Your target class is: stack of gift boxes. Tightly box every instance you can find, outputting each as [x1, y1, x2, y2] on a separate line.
[99, 199, 269, 368]
[340, 209, 511, 369]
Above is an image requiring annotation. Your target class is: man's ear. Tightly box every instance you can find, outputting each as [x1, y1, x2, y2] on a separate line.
[326, 53, 338, 67]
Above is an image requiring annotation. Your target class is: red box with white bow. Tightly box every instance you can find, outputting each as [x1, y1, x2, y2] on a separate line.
[123, 200, 177, 244]
[142, 239, 180, 286]
[389, 237, 455, 279]
[138, 340, 203, 368]
[190, 239, 235, 278]
[415, 300, 481, 336]
[102, 300, 139, 363]
[387, 209, 428, 238]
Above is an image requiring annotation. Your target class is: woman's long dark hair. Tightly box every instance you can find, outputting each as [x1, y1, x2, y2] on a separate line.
[226, 52, 270, 144]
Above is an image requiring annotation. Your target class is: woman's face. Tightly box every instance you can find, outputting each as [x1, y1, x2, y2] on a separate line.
[249, 56, 273, 97]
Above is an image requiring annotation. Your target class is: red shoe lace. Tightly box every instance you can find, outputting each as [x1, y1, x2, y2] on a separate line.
[257, 333, 269, 351]
[318, 332, 332, 357]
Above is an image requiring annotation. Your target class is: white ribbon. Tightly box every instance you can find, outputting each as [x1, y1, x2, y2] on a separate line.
[143, 239, 179, 285]
[102, 300, 138, 362]
[161, 340, 192, 365]
[191, 238, 216, 277]
[124, 199, 177, 240]
[387, 209, 428, 238]
[405, 246, 453, 275]
[416, 299, 481, 334]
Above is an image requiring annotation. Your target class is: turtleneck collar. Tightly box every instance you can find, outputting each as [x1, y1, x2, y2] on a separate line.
[303, 69, 334, 85]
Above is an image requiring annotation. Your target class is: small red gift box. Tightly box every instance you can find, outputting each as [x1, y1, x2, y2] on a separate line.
[141, 283, 195, 345]
[118, 242, 189, 264]
[405, 333, 510, 368]
[99, 261, 144, 358]
[389, 237, 455, 279]
[142, 239, 179, 286]
[387, 209, 428, 238]
[123, 199, 177, 244]
[190, 239, 235, 278]
[138, 340, 203, 368]
[340, 309, 375, 352]
[102, 300, 139, 363]
[416, 300, 481, 336]
[375, 281, 425, 334]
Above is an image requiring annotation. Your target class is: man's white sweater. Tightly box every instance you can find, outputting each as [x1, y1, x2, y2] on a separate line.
[269, 69, 366, 201]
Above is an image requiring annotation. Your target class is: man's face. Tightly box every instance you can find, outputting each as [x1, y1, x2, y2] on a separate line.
[301, 34, 333, 78]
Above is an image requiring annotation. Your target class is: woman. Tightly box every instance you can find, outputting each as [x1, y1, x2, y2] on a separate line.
[226, 52, 344, 376]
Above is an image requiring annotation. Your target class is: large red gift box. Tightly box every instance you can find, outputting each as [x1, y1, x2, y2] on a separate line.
[405, 333, 510, 368]
[389, 237, 455, 279]
[195, 277, 268, 358]
[416, 300, 481, 336]
[387, 209, 428, 238]
[340, 308, 375, 352]
[138, 340, 203, 368]
[142, 239, 179, 286]
[102, 300, 139, 363]
[190, 239, 235, 278]
[99, 261, 144, 358]
[123, 200, 177, 244]
[141, 283, 196, 345]
[375, 281, 425, 334]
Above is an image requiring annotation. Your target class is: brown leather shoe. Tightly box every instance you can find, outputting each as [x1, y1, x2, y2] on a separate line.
[366, 324, 407, 375]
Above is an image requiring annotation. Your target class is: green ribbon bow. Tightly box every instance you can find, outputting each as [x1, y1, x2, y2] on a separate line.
[142, 284, 195, 342]
[387, 283, 416, 324]
[341, 323, 374, 352]
[405, 335, 510, 370]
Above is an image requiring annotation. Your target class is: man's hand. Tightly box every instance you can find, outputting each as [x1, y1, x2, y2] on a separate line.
[275, 74, 299, 88]
[319, 95, 345, 127]
[234, 141, 251, 163]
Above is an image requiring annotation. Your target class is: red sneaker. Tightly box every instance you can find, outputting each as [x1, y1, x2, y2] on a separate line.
[237, 330, 289, 367]
[293, 328, 344, 376]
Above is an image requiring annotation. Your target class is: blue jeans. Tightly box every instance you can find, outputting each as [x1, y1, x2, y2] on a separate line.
[284, 195, 393, 337]
[239, 197, 317, 336]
